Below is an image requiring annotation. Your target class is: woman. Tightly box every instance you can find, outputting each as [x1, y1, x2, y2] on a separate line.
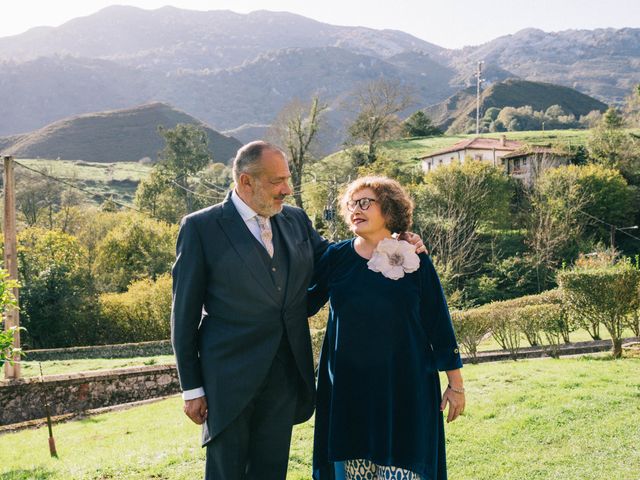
[309, 176, 465, 480]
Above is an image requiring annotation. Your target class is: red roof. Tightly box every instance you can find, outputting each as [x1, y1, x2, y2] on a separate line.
[420, 137, 524, 159]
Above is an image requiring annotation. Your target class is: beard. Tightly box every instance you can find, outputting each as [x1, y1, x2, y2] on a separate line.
[252, 182, 284, 217]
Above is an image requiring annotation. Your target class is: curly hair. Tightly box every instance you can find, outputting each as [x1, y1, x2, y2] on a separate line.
[340, 176, 414, 233]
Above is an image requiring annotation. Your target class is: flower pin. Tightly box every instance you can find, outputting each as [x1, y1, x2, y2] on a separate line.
[367, 238, 420, 280]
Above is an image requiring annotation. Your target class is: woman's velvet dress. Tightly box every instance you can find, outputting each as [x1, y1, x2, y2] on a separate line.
[309, 240, 463, 480]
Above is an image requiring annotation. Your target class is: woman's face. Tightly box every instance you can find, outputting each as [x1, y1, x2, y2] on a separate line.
[348, 187, 387, 236]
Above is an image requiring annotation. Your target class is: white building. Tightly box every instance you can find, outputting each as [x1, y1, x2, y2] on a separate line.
[420, 136, 523, 173]
[502, 147, 571, 185]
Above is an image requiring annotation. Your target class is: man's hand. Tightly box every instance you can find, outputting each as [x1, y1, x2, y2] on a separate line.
[184, 396, 208, 425]
[398, 231, 427, 254]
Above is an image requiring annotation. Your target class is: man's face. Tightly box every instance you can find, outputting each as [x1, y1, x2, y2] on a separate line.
[247, 149, 292, 217]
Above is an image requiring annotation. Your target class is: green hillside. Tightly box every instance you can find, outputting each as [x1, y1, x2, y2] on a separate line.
[426, 79, 608, 134]
[0, 102, 242, 164]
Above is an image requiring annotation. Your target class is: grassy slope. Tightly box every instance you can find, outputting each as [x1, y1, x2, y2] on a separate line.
[1, 357, 638, 479]
[16, 159, 151, 205]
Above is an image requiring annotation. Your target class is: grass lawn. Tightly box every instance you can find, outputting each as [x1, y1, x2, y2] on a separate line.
[18, 325, 637, 379]
[19, 355, 177, 378]
[1, 356, 639, 479]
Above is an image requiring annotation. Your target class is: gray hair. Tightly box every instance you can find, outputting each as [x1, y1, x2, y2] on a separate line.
[232, 140, 285, 183]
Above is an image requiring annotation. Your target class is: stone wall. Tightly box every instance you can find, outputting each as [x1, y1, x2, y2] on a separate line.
[0, 365, 180, 426]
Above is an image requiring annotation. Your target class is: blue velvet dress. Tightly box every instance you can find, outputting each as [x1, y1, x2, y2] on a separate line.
[308, 239, 463, 480]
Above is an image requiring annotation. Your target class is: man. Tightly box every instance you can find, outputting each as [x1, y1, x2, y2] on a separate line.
[172, 141, 424, 479]
[171, 141, 329, 479]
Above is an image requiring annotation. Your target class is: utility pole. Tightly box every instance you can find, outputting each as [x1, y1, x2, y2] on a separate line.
[3, 156, 21, 379]
[475, 60, 484, 136]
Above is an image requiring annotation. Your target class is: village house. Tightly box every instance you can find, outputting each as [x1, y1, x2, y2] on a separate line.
[420, 136, 523, 173]
[502, 147, 572, 185]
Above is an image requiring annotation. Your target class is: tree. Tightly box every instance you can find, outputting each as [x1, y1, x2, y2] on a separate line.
[346, 79, 414, 165]
[135, 168, 185, 223]
[157, 123, 213, 214]
[17, 228, 97, 348]
[0, 269, 21, 367]
[93, 213, 178, 292]
[269, 97, 327, 208]
[401, 111, 442, 137]
[587, 107, 640, 183]
[622, 83, 640, 128]
[15, 169, 63, 227]
[412, 162, 513, 291]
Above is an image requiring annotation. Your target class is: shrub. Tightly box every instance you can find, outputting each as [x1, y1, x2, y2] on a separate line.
[451, 309, 491, 363]
[98, 274, 172, 344]
[18, 227, 98, 348]
[518, 304, 564, 358]
[486, 303, 522, 360]
[94, 214, 178, 292]
[0, 269, 21, 367]
[558, 259, 640, 358]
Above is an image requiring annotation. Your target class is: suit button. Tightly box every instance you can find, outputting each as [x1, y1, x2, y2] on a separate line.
[272, 267, 277, 272]
[454, 348, 459, 354]
[277, 287, 282, 291]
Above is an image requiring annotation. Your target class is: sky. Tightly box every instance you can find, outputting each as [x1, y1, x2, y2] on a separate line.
[1, 0, 639, 49]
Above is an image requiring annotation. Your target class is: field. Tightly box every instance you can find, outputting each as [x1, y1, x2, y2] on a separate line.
[1, 356, 639, 479]
[14, 159, 152, 207]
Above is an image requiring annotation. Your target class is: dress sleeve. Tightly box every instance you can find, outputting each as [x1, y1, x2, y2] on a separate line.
[419, 254, 463, 371]
[307, 244, 333, 317]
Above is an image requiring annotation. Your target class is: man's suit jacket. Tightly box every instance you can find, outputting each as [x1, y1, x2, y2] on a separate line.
[171, 193, 329, 445]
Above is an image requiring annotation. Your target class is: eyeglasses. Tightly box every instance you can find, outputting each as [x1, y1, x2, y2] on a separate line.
[346, 197, 377, 212]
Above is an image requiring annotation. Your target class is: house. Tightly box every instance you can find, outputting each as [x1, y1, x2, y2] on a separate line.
[502, 147, 572, 185]
[420, 136, 523, 173]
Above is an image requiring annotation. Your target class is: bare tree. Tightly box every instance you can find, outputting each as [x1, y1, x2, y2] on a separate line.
[524, 176, 589, 292]
[269, 97, 327, 208]
[346, 79, 414, 165]
[414, 162, 512, 291]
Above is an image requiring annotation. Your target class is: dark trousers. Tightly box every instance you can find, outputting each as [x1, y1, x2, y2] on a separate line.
[205, 338, 300, 480]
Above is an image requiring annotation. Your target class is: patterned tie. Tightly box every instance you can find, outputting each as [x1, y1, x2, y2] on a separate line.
[256, 215, 274, 258]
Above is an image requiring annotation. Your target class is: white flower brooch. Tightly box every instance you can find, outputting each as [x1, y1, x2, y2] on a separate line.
[367, 238, 420, 280]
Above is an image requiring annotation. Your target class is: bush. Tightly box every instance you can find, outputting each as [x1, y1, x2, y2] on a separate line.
[0, 268, 21, 367]
[487, 304, 522, 359]
[451, 309, 491, 363]
[93, 213, 178, 292]
[97, 274, 172, 343]
[18, 227, 98, 348]
[518, 304, 564, 358]
[558, 258, 640, 358]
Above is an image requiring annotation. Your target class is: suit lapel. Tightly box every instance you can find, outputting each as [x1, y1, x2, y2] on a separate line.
[272, 210, 300, 307]
[217, 194, 277, 300]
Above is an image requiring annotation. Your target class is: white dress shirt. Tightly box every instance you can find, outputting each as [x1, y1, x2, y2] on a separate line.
[182, 190, 271, 401]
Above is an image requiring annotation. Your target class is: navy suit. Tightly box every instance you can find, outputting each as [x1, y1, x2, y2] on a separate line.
[171, 192, 328, 478]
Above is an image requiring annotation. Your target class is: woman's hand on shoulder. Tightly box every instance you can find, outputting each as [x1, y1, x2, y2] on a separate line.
[397, 231, 428, 254]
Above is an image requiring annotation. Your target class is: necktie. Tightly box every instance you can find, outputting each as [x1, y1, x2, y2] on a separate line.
[256, 215, 274, 258]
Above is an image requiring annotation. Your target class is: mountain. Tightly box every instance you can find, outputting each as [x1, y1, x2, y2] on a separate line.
[425, 79, 608, 133]
[0, 6, 445, 65]
[0, 6, 637, 153]
[442, 28, 640, 103]
[0, 103, 243, 163]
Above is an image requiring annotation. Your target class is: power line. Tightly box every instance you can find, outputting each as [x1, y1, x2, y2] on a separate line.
[577, 208, 640, 243]
[168, 179, 223, 200]
[13, 160, 143, 212]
